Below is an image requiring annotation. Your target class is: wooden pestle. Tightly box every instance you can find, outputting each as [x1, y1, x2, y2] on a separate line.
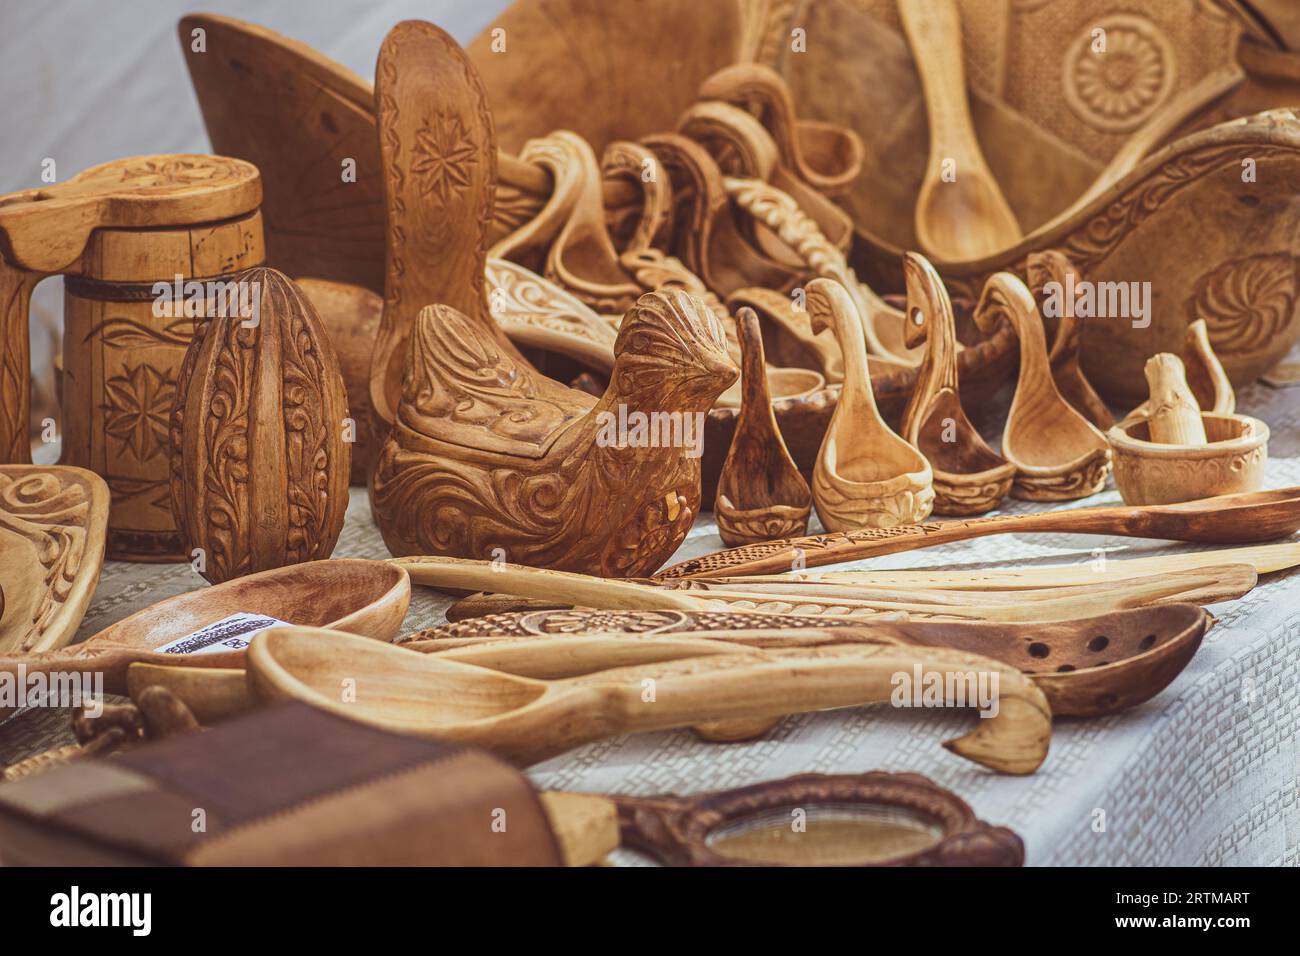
[1145, 354, 1207, 446]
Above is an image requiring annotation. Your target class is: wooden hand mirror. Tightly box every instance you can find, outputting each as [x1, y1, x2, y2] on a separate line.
[612, 771, 1023, 866]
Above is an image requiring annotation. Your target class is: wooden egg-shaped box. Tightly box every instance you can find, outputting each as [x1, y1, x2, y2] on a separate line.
[169, 267, 351, 584]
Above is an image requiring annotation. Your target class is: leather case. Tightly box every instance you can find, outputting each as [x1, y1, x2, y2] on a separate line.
[0, 702, 562, 866]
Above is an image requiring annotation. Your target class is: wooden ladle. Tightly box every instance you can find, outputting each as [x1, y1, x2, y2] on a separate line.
[899, 252, 1014, 515]
[974, 272, 1111, 500]
[714, 308, 812, 545]
[898, 0, 1022, 261]
[657, 487, 1300, 578]
[808, 278, 934, 531]
[1026, 250, 1115, 430]
[246, 626, 1052, 774]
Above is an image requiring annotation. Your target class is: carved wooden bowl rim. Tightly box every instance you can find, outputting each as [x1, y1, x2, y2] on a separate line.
[619, 771, 1023, 867]
[1108, 412, 1269, 460]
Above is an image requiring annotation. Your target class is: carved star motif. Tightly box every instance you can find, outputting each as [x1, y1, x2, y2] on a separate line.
[102, 363, 175, 461]
[410, 112, 477, 202]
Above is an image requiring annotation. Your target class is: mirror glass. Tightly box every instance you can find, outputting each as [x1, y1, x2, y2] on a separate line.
[705, 802, 944, 865]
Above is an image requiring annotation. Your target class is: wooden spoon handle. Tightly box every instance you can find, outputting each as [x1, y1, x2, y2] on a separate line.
[657, 508, 1132, 577]
[394, 555, 714, 610]
[897, 0, 978, 164]
[558, 642, 1051, 775]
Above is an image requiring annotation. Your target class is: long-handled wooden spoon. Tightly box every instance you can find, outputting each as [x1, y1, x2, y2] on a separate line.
[658, 487, 1300, 578]
[897, 0, 1021, 261]
[776, 541, 1300, 589]
[246, 627, 1052, 774]
[126, 600, 1207, 736]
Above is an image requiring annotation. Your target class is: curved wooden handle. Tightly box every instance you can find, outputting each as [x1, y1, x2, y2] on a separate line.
[564, 642, 1052, 775]
[696, 63, 865, 196]
[394, 555, 714, 611]
[0, 261, 44, 463]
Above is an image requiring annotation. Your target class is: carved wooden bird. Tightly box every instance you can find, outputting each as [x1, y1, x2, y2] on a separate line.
[371, 288, 737, 576]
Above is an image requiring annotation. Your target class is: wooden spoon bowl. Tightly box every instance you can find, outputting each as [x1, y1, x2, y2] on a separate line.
[5, 559, 410, 695]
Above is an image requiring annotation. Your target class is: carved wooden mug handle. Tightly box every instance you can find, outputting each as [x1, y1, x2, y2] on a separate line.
[0, 258, 53, 464]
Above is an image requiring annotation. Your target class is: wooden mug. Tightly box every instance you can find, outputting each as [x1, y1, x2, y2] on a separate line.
[0, 154, 263, 560]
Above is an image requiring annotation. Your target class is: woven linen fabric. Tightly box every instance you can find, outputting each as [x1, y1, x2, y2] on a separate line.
[2, 380, 1299, 866]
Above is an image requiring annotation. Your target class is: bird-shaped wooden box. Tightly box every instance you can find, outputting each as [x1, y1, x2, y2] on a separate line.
[370, 288, 737, 577]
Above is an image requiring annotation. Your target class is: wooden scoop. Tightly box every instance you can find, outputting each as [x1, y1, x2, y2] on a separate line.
[1025, 250, 1114, 430]
[246, 626, 1052, 774]
[807, 278, 934, 531]
[714, 308, 812, 545]
[898, 0, 1021, 261]
[657, 487, 1300, 578]
[974, 272, 1111, 500]
[899, 252, 1014, 515]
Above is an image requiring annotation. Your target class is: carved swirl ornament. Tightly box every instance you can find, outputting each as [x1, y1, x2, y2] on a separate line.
[0, 470, 90, 650]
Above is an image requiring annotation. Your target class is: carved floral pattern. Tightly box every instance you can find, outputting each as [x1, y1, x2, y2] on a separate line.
[1062, 16, 1174, 133]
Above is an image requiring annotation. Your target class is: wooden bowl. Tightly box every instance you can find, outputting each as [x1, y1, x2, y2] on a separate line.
[1108, 413, 1269, 506]
[50, 560, 409, 694]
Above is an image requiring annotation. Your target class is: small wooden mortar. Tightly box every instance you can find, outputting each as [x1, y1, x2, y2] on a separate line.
[1108, 354, 1268, 506]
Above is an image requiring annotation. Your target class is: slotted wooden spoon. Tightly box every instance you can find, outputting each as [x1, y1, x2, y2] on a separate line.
[403, 601, 1211, 719]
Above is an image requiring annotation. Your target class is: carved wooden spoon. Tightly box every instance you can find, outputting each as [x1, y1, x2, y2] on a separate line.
[975, 272, 1111, 500]
[657, 487, 1300, 578]
[898, 0, 1021, 261]
[899, 252, 1014, 515]
[246, 626, 1052, 774]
